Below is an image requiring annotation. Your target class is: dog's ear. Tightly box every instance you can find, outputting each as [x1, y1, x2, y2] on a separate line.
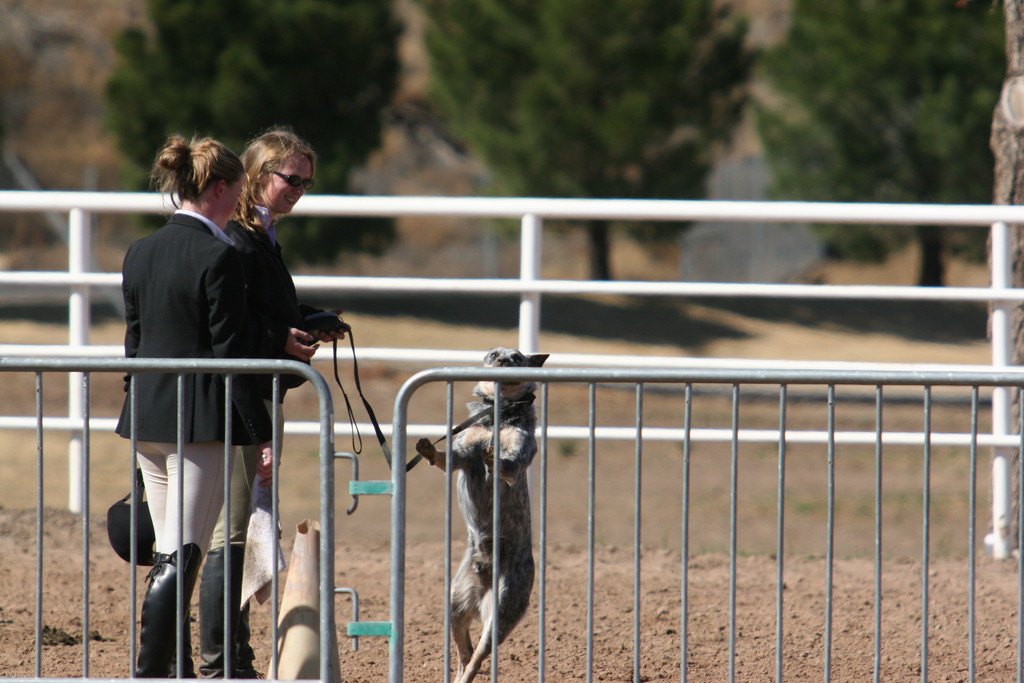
[528, 353, 549, 367]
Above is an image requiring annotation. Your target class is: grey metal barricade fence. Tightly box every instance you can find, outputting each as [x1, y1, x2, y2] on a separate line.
[0, 357, 336, 683]
[8, 359, 1024, 682]
[390, 366, 1024, 683]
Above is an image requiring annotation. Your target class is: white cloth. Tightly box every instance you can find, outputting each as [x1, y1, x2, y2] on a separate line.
[241, 475, 287, 606]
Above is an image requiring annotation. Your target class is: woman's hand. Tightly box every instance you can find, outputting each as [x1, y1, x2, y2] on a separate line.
[256, 441, 275, 487]
[284, 327, 318, 361]
[316, 309, 347, 343]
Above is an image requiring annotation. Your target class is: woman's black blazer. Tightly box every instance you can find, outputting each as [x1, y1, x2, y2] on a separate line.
[115, 213, 272, 445]
[225, 220, 318, 398]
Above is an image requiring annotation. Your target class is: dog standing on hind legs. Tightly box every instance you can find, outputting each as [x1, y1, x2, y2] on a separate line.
[416, 347, 548, 683]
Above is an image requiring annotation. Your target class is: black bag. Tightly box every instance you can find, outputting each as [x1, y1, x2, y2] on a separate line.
[106, 468, 156, 566]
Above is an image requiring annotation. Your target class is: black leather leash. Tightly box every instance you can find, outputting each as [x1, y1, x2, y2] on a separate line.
[431, 392, 536, 447]
[325, 324, 405, 470]
[311, 312, 537, 474]
[404, 391, 537, 471]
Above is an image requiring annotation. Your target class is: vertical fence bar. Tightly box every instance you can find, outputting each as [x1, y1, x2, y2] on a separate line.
[1018, 385, 1024, 683]
[67, 208, 91, 513]
[490, 384, 503, 683]
[728, 384, 740, 683]
[632, 384, 643, 683]
[221, 382, 234, 673]
[128, 376, 139, 673]
[921, 386, 933, 682]
[681, 384, 693, 683]
[989, 220, 1014, 558]
[520, 213, 542, 507]
[443, 382, 454, 683]
[538, 382, 549, 683]
[824, 384, 836, 682]
[968, 386, 979, 683]
[520, 216, 544, 516]
[34, 372, 44, 677]
[775, 385, 788, 683]
[176, 373, 186, 677]
[266, 377, 279, 680]
[80, 372, 91, 675]
[223, 375, 236, 678]
[586, 382, 596, 683]
[873, 385, 884, 683]
[312, 368, 337, 683]
[390, 375, 408, 683]
[518, 213, 541, 356]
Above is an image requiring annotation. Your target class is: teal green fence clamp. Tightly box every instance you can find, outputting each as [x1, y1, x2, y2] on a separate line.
[347, 621, 393, 638]
[337, 587, 393, 651]
[350, 480, 394, 495]
[336, 453, 394, 515]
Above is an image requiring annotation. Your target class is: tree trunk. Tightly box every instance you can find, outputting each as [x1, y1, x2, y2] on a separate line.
[586, 220, 612, 281]
[990, 0, 1024, 555]
[994, 1, 1024, 359]
[916, 227, 945, 286]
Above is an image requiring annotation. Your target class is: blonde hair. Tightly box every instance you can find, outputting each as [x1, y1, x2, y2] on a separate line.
[234, 127, 318, 233]
[150, 135, 243, 207]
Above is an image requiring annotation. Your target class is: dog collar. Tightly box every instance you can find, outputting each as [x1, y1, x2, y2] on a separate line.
[428, 392, 537, 448]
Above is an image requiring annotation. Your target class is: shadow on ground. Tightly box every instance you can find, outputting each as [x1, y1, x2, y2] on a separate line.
[306, 291, 987, 348]
[0, 288, 987, 350]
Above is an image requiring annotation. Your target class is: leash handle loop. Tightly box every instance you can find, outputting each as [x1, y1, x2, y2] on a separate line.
[329, 327, 394, 470]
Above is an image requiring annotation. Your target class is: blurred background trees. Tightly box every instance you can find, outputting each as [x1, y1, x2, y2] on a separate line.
[757, 0, 1004, 286]
[105, 0, 401, 263]
[0, 0, 1016, 285]
[417, 0, 754, 280]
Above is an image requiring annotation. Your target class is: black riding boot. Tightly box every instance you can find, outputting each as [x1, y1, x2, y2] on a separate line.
[199, 545, 260, 678]
[169, 626, 197, 679]
[135, 543, 203, 678]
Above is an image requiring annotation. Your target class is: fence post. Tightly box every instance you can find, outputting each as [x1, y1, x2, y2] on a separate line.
[67, 208, 91, 513]
[518, 214, 542, 355]
[519, 213, 543, 506]
[987, 220, 1015, 558]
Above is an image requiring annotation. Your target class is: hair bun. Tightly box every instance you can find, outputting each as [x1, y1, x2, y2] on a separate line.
[154, 135, 192, 173]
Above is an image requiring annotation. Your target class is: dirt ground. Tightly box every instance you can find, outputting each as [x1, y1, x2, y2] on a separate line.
[0, 505, 1020, 682]
[1, 251, 1021, 681]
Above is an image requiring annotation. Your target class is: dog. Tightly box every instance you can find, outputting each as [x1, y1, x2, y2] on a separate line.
[415, 346, 548, 683]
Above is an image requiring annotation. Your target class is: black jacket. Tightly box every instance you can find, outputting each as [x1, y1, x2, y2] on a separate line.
[115, 213, 272, 445]
[225, 220, 317, 398]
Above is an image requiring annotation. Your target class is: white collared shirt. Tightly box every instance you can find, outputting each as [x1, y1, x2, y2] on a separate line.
[175, 209, 236, 246]
[255, 205, 277, 246]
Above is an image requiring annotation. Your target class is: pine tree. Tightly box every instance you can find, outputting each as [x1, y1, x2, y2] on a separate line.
[758, 0, 1004, 285]
[106, 0, 401, 262]
[419, 0, 753, 280]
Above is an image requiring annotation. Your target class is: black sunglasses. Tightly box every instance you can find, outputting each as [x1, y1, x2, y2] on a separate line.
[272, 171, 315, 190]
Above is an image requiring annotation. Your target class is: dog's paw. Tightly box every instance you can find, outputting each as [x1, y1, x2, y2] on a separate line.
[415, 438, 437, 461]
[416, 438, 446, 470]
[480, 444, 494, 467]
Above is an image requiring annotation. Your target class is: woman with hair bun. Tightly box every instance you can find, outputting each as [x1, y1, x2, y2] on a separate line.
[115, 134, 273, 678]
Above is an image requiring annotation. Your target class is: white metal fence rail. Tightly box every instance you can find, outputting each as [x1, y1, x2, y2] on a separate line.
[0, 192, 1021, 555]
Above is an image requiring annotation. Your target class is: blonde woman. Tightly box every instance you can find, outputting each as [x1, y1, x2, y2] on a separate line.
[198, 128, 343, 678]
